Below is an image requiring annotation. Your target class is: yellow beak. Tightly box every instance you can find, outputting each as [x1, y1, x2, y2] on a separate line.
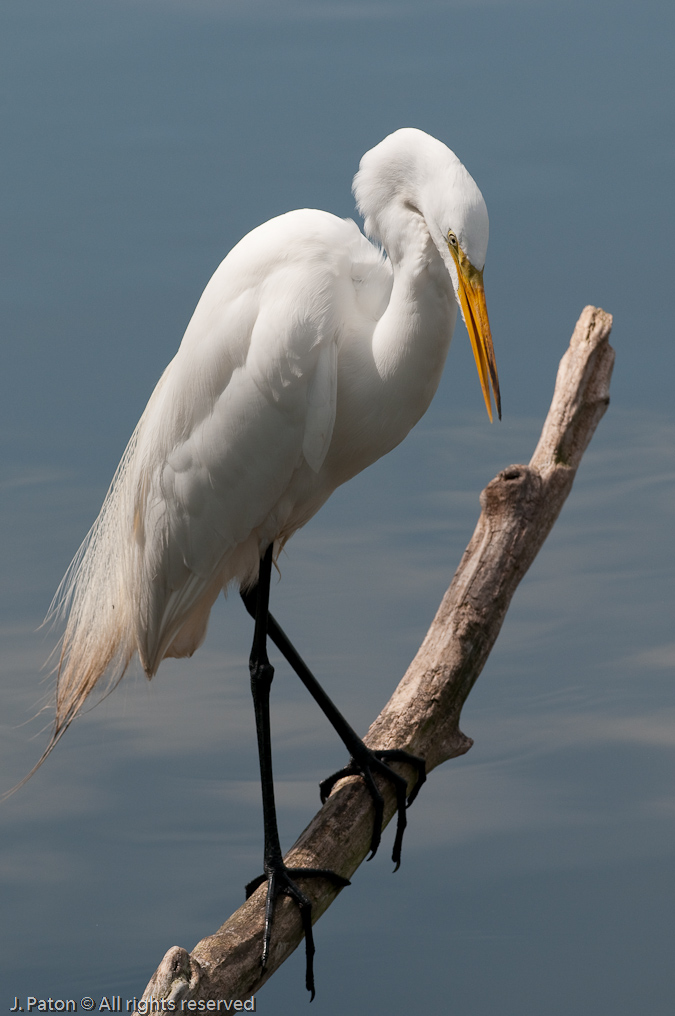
[451, 248, 501, 422]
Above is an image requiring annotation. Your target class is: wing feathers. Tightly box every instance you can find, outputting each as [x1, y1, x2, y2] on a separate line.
[49, 209, 389, 742]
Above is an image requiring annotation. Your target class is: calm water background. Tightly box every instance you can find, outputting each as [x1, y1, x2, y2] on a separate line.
[2, 1, 674, 1012]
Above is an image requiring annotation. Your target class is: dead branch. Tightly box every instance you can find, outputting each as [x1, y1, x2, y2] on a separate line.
[135, 305, 614, 1006]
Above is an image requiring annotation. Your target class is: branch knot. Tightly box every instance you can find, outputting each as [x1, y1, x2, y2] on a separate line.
[480, 465, 543, 525]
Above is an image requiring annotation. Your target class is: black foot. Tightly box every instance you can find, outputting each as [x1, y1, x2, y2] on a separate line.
[246, 862, 350, 1000]
[319, 748, 426, 870]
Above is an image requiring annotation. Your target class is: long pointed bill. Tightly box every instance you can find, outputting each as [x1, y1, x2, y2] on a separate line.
[454, 258, 501, 422]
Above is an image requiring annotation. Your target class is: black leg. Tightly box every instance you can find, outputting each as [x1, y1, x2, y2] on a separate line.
[246, 544, 350, 1000]
[241, 581, 426, 871]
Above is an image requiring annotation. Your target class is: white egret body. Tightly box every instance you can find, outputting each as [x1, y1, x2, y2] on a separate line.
[50, 128, 499, 741]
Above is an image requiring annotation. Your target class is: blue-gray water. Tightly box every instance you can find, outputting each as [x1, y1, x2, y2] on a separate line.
[2, 1, 674, 1012]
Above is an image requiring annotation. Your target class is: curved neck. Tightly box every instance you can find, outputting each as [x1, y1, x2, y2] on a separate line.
[371, 217, 457, 426]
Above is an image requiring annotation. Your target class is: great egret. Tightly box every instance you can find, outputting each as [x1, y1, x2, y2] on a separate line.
[34, 128, 501, 995]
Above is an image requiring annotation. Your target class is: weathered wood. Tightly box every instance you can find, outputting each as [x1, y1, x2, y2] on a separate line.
[135, 305, 614, 1006]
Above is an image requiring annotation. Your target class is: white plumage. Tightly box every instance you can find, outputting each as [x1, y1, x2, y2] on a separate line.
[46, 127, 500, 757]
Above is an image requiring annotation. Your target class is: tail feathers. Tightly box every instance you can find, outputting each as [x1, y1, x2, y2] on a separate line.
[55, 624, 134, 737]
[1, 621, 135, 802]
[2, 510, 137, 801]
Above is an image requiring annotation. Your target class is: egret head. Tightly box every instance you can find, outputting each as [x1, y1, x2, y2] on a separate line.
[354, 128, 500, 421]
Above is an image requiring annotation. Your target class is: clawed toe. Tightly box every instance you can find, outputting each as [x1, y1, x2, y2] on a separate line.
[319, 747, 426, 869]
[376, 748, 427, 807]
[246, 862, 350, 999]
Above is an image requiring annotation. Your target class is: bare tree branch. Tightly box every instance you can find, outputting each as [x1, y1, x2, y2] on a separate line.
[136, 305, 614, 1006]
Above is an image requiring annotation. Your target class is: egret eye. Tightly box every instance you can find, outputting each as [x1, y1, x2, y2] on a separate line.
[447, 231, 458, 247]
